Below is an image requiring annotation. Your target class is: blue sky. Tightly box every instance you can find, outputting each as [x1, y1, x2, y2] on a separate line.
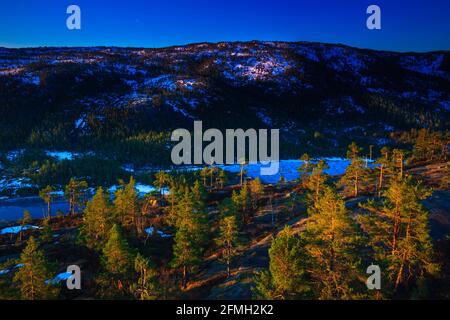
[0, 0, 449, 52]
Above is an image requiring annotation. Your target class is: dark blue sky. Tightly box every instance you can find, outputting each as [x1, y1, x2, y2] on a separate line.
[1, 0, 449, 52]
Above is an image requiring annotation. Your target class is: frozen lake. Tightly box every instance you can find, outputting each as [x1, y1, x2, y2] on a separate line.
[220, 157, 356, 184]
[0, 158, 366, 222]
[0, 197, 69, 223]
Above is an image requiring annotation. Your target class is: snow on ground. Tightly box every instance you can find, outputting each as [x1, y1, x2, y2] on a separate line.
[46, 272, 72, 285]
[0, 225, 40, 235]
[144, 74, 177, 91]
[0, 177, 35, 191]
[46, 151, 76, 161]
[6, 150, 24, 161]
[400, 54, 445, 78]
[108, 184, 168, 196]
[145, 227, 172, 238]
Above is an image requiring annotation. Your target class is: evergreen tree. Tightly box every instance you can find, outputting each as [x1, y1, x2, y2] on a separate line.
[305, 187, 363, 299]
[39, 217, 53, 243]
[39, 185, 55, 219]
[19, 210, 32, 242]
[304, 160, 329, 207]
[219, 197, 238, 220]
[171, 224, 201, 289]
[131, 253, 159, 300]
[239, 181, 252, 222]
[359, 177, 439, 295]
[209, 166, 217, 189]
[339, 142, 367, 197]
[102, 224, 134, 276]
[254, 227, 310, 299]
[169, 186, 209, 289]
[114, 177, 140, 233]
[200, 167, 209, 187]
[216, 215, 239, 277]
[154, 171, 170, 199]
[191, 180, 207, 208]
[375, 147, 393, 197]
[78, 187, 111, 250]
[297, 153, 313, 185]
[249, 178, 264, 210]
[13, 237, 58, 300]
[392, 149, 406, 179]
[97, 224, 135, 297]
[239, 160, 247, 186]
[64, 178, 88, 215]
[218, 169, 228, 189]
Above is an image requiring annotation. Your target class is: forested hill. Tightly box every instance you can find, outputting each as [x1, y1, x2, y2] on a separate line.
[0, 41, 449, 159]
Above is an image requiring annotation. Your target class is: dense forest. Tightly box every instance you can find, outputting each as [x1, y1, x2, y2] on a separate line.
[0, 133, 448, 299]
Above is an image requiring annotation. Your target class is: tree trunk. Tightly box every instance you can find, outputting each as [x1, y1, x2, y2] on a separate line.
[315, 178, 320, 205]
[182, 265, 187, 289]
[395, 215, 412, 289]
[378, 165, 384, 197]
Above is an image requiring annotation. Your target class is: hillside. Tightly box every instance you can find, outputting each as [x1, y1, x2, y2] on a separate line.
[1, 41, 449, 160]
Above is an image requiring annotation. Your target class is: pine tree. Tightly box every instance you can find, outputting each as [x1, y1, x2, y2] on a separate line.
[254, 227, 310, 299]
[13, 237, 59, 300]
[375, 147, 392, 197]
[209, 166, 217, 189]
[359, 177, 439, 295]
[114, 177, 140, 233]
[239, 181, 251, 222]
[218, 169, 228, 189]
[154, 171, 169, 199]
[78, 187, 111, 250]
[231, 183, 251, 224]
[191, 180, 207, 208]
[304, 160, 329, 207]
[392, 149, 406, 179]
[297, 153, 313, 185]
[173, 189, 209, 248]
[200, 167, 209, 187]
[97, 224, 135, 296]
[219, 197, 238, 220]
[64, 178, 88, 215]
[131, 253, 159, 300]
[239, 160, 247, 186]
[340, 142, 367, 197]
[305, 187, 363, 299]
[216, 215, 239, 277]
[19, 210, 32, 242]
[169, 186, 209, 288]
[39, 185, 55, 219]
[171, 224, 201, 289]
[102, 224, 134, 276]
[39, 217, 53, 243]
[249, 178, 264, 210]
